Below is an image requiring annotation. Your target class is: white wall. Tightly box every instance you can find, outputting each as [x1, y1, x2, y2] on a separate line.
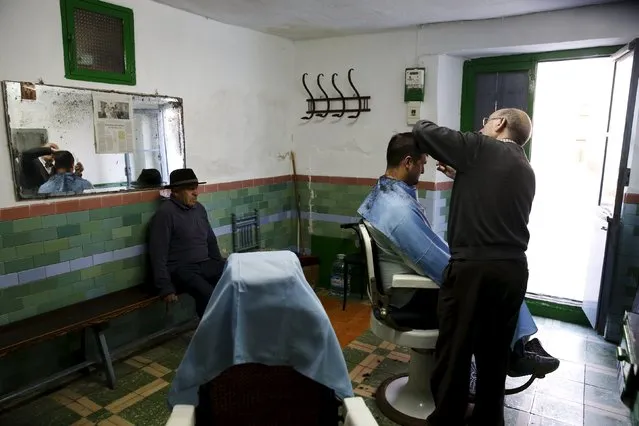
[292, 1, 639, 180]
[0, 0, 295, 208]
[292, 30, 443, 182]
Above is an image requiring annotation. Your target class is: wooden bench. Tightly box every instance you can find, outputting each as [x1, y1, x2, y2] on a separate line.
[0, 285, 179, 406]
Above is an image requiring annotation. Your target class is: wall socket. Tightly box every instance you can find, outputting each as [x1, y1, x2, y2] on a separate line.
[407, 102, 421, 125]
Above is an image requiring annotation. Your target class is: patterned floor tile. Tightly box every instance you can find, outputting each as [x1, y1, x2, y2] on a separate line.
[0, 295, 627, 426]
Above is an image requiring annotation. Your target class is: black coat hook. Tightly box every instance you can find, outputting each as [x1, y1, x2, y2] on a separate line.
[316, 73, 329, 118]
[347, 68, 362, 119]
[300, 69, 370, 120]
[301, 73, 315, 120]
[331, 73, 346, 117]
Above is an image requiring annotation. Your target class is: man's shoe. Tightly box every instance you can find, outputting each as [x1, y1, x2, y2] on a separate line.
[525, 338, 553, 358]
[508, 352, 560, 377]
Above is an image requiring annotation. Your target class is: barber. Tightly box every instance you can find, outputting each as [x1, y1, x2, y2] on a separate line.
[412, 108, 535, 426]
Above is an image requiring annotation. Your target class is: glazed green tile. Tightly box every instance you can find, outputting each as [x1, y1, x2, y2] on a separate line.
[12, 217, 42, 233]
[22, 290, 56, 307]
[109, 205, 125, 218]
[91, 230, 113, 243]
[33, 227, 59, 243]
[16, 242, 44, 258]
[7, 306, 36, 323]
[33, 252, 61, 268]
[66, 210, 90, 224]
[0, 297, 23, 314]
[122, 214, 142, 226]
[104, 238, 127, 251]
[0, 221, 13, 235]
[72, 278, 96, 292]
[141, 211, 155, 224]
[89, 208, 111, 220]
[60, 246, 84, 262]
[41, 214, 67, 228]
[5, 257, 34, 274]
[112, 226, 132, 239]
[81, 265, 103, 280]
[102, 216, 123, 230]
[123, 256, 142, 269]
[83, 242, 105, 256]
[3, 232, 31, 247]
[57, 224, 81, 238]
[102, 260, 124, 273]
[80, 220, 102, 234]
[69, 233, 92, 248]
[94, 272, 116, 288]
[43, 238, 69, 253]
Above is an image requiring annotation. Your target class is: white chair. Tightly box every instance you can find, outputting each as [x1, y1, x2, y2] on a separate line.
[165, 396, 378, 426]
[357, 222, 439, 425]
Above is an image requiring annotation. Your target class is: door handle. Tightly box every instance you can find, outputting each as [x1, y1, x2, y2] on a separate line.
[601, 226, 608, 231]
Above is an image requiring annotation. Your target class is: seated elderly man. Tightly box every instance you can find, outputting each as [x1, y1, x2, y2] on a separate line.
[149, 168, 226, 318]
[357, 132, 560, 378]
[168, 251, 353, 411]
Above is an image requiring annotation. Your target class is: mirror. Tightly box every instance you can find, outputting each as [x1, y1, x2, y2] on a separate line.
[2, 81, 186, 200]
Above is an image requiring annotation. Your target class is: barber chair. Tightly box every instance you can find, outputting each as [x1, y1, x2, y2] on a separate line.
[356, 222, 439, 425]
[355, 222, 544, 425]
[165, 363, 379, 426]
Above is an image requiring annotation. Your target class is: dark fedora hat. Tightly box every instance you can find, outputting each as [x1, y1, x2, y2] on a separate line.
[132, 168, 163, 188]
[165, 168, 206, 189]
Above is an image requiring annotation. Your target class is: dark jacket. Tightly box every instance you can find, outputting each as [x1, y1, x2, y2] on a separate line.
[148, 198, 225, 296]
[20, 146, 53, 190]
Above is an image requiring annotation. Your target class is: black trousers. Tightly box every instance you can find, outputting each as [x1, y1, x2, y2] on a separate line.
[171, 259, 225, 318]
[427, 259, 528, 426]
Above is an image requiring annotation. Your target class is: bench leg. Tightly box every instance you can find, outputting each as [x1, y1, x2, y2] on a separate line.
[92, 326, 116, 390]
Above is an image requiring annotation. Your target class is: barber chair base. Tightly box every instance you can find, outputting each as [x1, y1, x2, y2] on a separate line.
[375, 349, 434, 426]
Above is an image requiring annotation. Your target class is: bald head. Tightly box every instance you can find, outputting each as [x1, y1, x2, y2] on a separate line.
[482, 108, 532, 146]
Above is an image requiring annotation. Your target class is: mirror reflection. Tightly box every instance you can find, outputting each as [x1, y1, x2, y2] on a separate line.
[2, 81, 186, 200]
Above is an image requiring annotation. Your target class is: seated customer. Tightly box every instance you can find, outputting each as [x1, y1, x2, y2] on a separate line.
[357, 132, 559, 377]
[38, 151, 93, 195]
[149, 168, 226, 318]
[168, 250, 353, 408]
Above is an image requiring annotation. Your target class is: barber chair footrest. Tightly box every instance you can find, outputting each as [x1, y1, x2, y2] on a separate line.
[375, 374, 434, 426]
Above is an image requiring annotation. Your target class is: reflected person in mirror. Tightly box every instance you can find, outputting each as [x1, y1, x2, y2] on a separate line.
[38, 151, 93, 195]
[148, 168, 226, 318]
[20, 142, 85, 194]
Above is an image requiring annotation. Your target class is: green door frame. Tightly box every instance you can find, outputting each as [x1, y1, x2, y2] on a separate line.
[459, 45, 622, 325]
[460, 46, 623, 159]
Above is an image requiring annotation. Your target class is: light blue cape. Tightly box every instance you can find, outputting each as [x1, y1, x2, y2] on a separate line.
[168, 250, 354, 407]
[358, 176, 537, 347]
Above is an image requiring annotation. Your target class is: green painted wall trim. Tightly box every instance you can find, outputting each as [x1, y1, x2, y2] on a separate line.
[525, 296, 590, 327]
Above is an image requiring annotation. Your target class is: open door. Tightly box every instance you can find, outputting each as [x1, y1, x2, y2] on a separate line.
[583, 40, 639, 333]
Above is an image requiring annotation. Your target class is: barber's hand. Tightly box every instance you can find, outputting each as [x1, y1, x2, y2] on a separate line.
[163, 293, 178, 303]
[74, 162, 84, 176]
[45, 142, 59, 151]
[437, 162, 456, 179]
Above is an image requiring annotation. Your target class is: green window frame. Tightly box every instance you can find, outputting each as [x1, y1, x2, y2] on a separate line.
[460, 46, 622, 159]
[60, 0, 136, 85]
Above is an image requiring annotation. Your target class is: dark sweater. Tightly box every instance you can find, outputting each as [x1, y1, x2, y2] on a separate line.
[412, 120, 536, 260]
[149, 198, 225, 296]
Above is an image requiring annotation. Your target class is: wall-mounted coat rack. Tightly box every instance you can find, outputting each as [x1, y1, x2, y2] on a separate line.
[301, 68, 371, 120]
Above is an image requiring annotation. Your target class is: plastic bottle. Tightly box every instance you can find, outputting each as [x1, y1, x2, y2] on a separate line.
[329, 254, 350, 297]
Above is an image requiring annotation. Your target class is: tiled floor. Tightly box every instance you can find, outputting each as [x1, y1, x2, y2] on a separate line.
[347, 316, 633, 426]
[0, 294, 631, 425]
